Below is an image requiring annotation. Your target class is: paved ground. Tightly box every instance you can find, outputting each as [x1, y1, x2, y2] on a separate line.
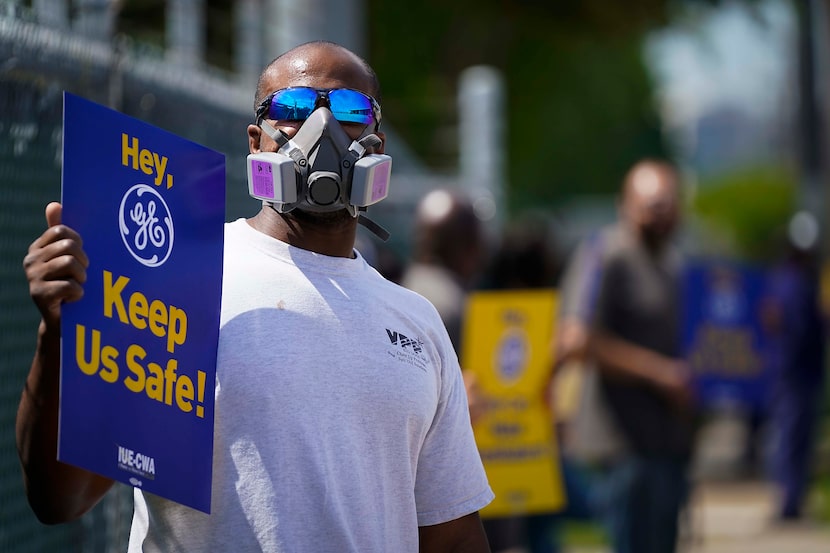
[682, 408, 830, 553]
[499, 478, 830, 553]
[680, 479, 830, 553]
[556, 410, 830, 553]
[554, 479, 830, 553]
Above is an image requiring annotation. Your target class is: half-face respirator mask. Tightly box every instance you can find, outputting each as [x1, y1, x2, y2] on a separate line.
[247, 87, 392, 240]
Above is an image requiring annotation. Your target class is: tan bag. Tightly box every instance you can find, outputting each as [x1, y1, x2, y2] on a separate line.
[555, 229, 627, 464]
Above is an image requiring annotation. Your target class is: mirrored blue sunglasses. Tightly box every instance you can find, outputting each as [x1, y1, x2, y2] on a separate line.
[256, 87, 381, 127]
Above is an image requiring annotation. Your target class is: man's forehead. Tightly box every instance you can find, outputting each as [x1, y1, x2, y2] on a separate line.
[265, 47, 373, 94]
[631, 166, 662, 198]
[626, 166, 677, 201]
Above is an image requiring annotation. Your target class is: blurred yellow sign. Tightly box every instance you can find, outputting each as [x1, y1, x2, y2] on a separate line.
[461, 289, 565, 518]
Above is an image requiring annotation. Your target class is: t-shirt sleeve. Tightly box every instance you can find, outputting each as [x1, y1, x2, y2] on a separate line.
[559, 243, 591, 320]
[414, 331, 494, 526]
[559, 235, 605, 323]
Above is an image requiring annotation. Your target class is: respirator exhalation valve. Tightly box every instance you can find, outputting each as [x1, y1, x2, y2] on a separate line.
[307, 171, 341, 206]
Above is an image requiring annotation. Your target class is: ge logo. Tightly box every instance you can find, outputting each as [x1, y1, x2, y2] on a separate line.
[118, 184, 174, 267]
[497, 331, 528, 383]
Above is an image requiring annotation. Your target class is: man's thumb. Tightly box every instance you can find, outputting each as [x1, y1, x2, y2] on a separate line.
[45, 202, 62, 228]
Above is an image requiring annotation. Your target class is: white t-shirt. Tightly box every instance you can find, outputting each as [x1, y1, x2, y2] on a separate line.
[128, 218, 493, 552]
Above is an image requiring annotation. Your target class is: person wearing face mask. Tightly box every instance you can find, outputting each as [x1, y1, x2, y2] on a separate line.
[555, 159, 696, 553]
[17, 41, 493, 553]
[402, 189, 485, 353]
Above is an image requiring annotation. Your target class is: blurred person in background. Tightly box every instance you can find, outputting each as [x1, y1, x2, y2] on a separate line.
[486, 215, 557, 290]
[561, 159, 696, 553]
[762, 211, 826, 521]
[402, 188, 486, 351]
[544, 224, 619, 553]
[486, 217, 588, 553]
[401, 188, 489, 427]
[402, 189, 525, 551]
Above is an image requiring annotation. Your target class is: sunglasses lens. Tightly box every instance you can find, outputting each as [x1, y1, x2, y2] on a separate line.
[269, 88, 319, 121]
[265, 88, 377, 125]
[328, 89, 375, 125]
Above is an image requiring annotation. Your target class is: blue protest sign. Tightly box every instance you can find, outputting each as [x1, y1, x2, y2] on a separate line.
[59, 92, 225, 514]
[682, 260, 771, 410]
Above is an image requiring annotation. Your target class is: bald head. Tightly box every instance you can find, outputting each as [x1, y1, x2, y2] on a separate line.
[620, 160, 681, 248]
[413, 189, 484, 283]
[254, 41, 380, 111]
[246, 41, 386, 256]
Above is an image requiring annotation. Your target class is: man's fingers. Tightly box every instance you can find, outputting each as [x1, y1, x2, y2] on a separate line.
[25, 248, 88, 286]
[45, 202, 62, 228]
[28, 256, 87, 298]
[24, 206, 89, 326]
[26, 229, 89, 271]
[30, 278, 86, 306]
[24, 239, 89, 326]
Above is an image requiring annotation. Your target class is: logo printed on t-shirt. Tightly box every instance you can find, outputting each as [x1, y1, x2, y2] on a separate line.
[386, 328, 424, 354]
[385, 328, 428, 371]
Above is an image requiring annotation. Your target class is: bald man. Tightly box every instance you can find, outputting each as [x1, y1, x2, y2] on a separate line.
[402, 189, 485, 350]
[18, 41, 493, 552]
[555, 159, 694, 553]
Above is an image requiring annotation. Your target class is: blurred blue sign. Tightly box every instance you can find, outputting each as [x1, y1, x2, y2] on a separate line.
[683, 260, 771, 410]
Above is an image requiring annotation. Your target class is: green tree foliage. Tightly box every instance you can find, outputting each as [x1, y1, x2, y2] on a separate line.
[691, 164, 797, 261]
[367, 0, 675, 214]
[506, 31, 667, 212]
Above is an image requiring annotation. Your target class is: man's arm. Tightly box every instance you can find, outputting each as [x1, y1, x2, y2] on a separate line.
[551, 234, 603, 372]
[419, 512, 490, 553]
[16, 202, 115, 524]
[589, 330, 693, 409]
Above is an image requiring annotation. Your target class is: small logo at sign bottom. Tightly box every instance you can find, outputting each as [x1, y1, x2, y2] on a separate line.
[118, 445, 156, 481]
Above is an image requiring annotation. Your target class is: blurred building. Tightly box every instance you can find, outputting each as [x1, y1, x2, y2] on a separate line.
[689, 105, 790, 179]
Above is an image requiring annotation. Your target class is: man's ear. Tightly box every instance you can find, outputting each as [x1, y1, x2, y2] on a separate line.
[374, 130, 386, 154]
[247, 124, 262, 154]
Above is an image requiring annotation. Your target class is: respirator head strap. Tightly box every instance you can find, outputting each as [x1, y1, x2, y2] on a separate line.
[358, 213, 390, 242]
[259, 121, 291, 149]
[346, 133, 383, 160]
[259, 122, 309, 178]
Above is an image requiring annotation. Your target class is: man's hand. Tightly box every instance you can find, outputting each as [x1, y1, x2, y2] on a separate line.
[555, 318, 589, 366]
[463, 371, 486, 426]
[17, 202, 112, 524]
[23, 202, 89, 330]
[590, 331, 696, 412]
[652, 359, 695, 412]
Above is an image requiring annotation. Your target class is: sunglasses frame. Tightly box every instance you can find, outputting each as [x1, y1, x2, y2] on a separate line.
[256, 87, 382, 128]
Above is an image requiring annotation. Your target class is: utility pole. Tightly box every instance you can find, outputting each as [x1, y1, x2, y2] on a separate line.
[458, 65, 506, 233]
[796, 0, 824, 218]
